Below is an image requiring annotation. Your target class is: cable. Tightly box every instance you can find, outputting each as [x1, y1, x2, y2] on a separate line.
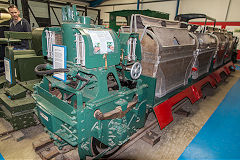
[35, 64, 69, 76]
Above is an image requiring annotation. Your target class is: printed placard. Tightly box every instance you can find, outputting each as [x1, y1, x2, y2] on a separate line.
[53, 45, 67, 82]
[83, 29, 114, 54]
[4, 58, 12, 84]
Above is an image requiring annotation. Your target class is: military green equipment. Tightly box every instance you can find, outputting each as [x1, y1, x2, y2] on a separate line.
[0, 7, 11, 24]
[0, 28, 44, 130]
[0, 37, 21, 74]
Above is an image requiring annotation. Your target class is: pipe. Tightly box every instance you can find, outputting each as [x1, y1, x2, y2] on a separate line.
[0, 13, 11, 20]
[175, 0, 180, 17]
[65, 74, 90, 100]
[94, 98, 138, 120]
[76, 74, 89, 82]
[35, 64, 69, 76]
[137, 0, 140, 10]
[98, 0, 175, 7]
[225, 0, 232, 21]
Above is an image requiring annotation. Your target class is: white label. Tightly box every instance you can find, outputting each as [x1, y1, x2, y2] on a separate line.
[40, 112, 49, 121]
[4, 58, 12, 83]
[75, 33, 85, 66]
[83, 29, 114, 54]
[46, 30, 55, 58]
[53, 45, 66, 81]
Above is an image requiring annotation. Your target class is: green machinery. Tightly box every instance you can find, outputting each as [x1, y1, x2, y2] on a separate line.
[108, 9, 169, 32]
[0, 29, 44, 130]
[32, 5, 238, 159]
[33, 5, 148, 159]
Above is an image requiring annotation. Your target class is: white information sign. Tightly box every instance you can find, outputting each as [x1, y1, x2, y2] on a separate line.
[53, 45, 67, 82]
[4, 58, 12, 84]
[83, 29, 114, 54]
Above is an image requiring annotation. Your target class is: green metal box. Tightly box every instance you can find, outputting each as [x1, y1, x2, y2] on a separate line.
[14, 54, 44, 81]
[5, 84, 26, 100]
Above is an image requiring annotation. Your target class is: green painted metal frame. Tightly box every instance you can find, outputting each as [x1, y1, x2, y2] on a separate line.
[108, 10, 169, 32]
[33, 64, 148, 159]
[32, 5, 238, 160]
[34, 5, 149, 159]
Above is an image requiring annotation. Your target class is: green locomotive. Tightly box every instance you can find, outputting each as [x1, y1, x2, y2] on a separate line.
[33, 5, 237, 159]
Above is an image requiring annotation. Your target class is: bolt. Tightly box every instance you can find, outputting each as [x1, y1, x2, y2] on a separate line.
[72, 130, 77, 133]
[71, 110, 76, 114]
[71, 116, 76, 120]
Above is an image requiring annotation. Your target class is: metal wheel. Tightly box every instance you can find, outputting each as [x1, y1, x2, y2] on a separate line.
[91, 137, 121, 158]
[130, 62, 142, 80]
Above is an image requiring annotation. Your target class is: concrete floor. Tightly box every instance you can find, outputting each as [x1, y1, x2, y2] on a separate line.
[0, 124, 45, 160]
[118, 71, 240, 160]
[0, 71, 239, 160]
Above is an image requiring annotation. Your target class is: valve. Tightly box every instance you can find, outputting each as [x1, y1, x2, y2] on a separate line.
[192, 67, 198, 71]
[213, 59, 216, 64]
[130, 62, 142, 80]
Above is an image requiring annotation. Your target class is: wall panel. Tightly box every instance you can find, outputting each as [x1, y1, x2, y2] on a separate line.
[179, 0, 229, 21]
[226, 0, 240, 21]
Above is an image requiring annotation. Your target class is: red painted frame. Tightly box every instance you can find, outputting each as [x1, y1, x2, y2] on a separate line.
[154, 61, 234, 129]
[189, 22, 240, 29]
